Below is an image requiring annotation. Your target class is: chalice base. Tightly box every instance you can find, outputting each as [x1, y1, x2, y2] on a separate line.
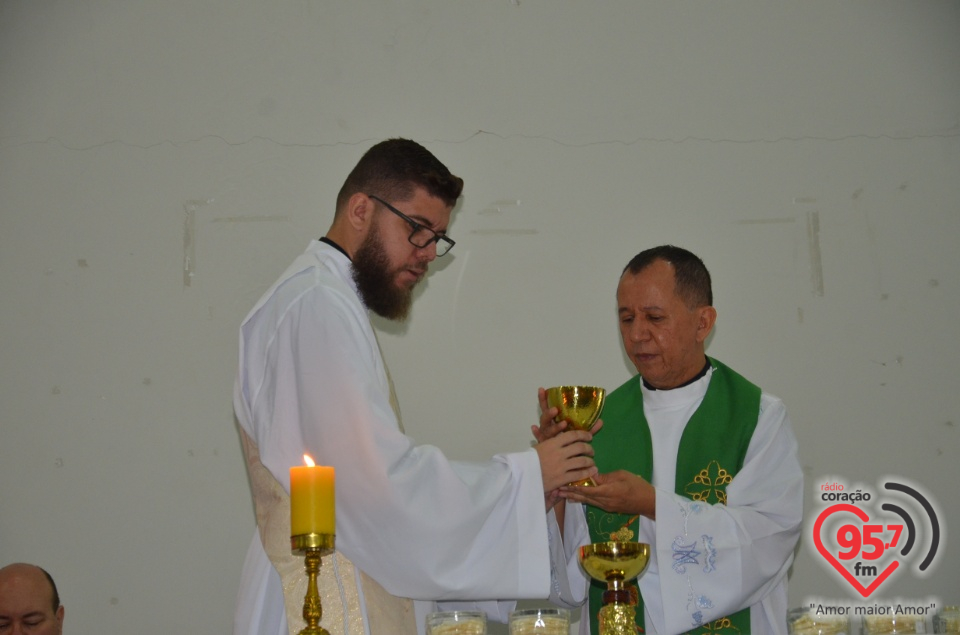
[570, 476, 597, 487]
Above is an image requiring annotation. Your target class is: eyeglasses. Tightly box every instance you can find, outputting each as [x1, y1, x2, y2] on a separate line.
[367, 194, 456, 257]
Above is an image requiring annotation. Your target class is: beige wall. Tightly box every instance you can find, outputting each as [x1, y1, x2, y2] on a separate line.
[1, 2, 958, 632]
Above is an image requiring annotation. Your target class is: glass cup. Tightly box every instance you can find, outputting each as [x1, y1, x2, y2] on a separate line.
[936, 606, 960, 634]
[509, 607, 570, 635]
[788, 607, 850, 634]
[862, 615, 925, 634]
[425, 611, 487, 635]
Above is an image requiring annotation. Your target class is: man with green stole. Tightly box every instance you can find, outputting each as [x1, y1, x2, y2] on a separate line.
[550, 246, 803, 634]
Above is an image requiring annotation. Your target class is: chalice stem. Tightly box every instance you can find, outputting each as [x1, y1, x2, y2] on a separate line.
[598, 603, 638, 635]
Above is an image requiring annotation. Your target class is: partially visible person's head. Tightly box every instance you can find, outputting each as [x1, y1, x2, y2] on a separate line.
[335, 138, 464, 215]
[0, 563, 64, 634]
[617, 245, 716, 389]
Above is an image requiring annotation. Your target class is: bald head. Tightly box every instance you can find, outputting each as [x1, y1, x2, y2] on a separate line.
[0, 563, 64, 634]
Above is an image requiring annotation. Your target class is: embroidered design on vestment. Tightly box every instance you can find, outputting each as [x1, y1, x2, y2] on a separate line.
[701, 535, 717, 573]
[689, 616, 741, 634]
[587, 510, 639, 542]
[610, 514, 639, 542]
[692, 611, 705, 628]
[671, 536, 700, 573]
[695, 595, 714, 610]
[684, 460, 733, 505]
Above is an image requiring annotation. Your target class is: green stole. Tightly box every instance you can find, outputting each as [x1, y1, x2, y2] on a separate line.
[585, 358, 761, 634]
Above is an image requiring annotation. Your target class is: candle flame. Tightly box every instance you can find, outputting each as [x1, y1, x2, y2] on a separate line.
[303, 454, 315, 468]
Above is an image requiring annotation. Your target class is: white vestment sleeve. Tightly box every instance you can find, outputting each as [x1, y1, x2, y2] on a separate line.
[233, 533, 288, 635]
[240, 249, 552, 607]
[640, 395, 803, 634]
[426, 505, 591, 626]
[547, 503, 591, 610]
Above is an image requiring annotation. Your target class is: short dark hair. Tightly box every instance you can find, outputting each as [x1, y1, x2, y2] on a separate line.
[336, 138, 464, 212]
[622, 245, 713, 308]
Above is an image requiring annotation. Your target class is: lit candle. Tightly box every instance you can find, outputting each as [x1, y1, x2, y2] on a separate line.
[290, 455, 335, 536]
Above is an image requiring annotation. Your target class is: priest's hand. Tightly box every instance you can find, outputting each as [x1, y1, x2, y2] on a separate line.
[560, 470, 657, 520]
[535, 429, 597, 496]
[532, 387, 567, 442]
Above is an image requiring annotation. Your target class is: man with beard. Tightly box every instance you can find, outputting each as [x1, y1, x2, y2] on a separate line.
[233, 139, 597, 635]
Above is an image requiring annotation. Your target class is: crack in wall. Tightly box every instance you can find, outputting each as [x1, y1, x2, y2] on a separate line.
[5, 126, 960, 153]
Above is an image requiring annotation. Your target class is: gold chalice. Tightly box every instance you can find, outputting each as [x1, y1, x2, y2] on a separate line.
[545, 385, 604, 486]
[578, 542, 650, 635]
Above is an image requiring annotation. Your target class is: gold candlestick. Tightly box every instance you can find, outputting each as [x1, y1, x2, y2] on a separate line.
[292, 532, 335, 635]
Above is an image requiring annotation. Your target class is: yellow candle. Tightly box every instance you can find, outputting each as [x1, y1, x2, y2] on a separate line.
[290, 455, 335, 536]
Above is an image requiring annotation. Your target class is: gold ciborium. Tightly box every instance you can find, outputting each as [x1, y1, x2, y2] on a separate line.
[578, 542, 650, 635]
[545, 385, 604, 486]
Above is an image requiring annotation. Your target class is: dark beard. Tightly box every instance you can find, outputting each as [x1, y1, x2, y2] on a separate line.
[351, 226, 415, 321]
